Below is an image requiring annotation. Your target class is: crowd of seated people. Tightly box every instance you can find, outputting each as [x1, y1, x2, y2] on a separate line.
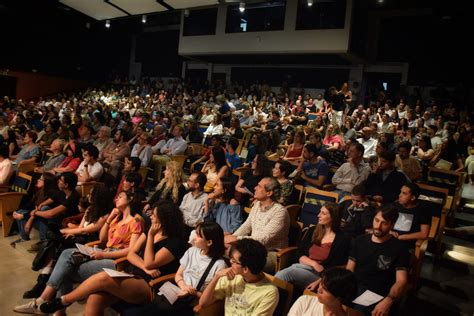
[0, 78, 471, 315]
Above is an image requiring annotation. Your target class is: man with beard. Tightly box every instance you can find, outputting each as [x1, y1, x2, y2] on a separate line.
[346, 204, 409, 316]
[99, 129, 131, 178]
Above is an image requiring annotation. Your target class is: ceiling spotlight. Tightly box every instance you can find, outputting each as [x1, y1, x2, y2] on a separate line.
[307, 0, 313, 7]
[105, 20, 110, 28]
[184, 8, 190, 17]
[377, 0, 384, 3]
[85, 22, 91, 29]
[141, 15, 147, 23]
[239, 2, 245, 13]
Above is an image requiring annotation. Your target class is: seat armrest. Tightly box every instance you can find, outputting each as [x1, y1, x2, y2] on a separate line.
[148, 273, 176, 289]
[275, 247, 298, 272]
[114, 257, 129, 271]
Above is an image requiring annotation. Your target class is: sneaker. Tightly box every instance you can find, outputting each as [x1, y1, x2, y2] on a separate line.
[13, 299, 45, 314]
[39, 298, 70, 314]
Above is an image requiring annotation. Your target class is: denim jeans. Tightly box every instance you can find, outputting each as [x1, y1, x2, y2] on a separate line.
[274, 263, 321, 289]
[46, 248, 115, 296]
[15, 206, 52, 240]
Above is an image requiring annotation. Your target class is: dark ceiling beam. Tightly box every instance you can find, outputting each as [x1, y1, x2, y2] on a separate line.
[157, 0, 174, 11]
[104, 0, 131, 16]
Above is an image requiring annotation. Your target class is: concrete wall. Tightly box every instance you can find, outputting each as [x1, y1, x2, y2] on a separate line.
[179, 0, 353, 55]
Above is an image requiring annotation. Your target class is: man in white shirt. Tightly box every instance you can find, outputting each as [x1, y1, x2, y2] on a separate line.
[180, 172, 208, 233]
[76, 145, 103, 184]
[151, 125, 187, 181]
[332, 142, 371, 196]
[356, 127, 378, 160]
[224, 177, 290, 273]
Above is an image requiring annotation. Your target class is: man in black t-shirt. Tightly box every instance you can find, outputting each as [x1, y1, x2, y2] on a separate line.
[347, 204, 409, 316]
[392, 182, 431, 248]
[33, 172, 80, 223]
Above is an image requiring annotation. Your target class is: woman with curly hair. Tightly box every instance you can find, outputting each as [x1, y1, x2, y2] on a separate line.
[38, 200, 188, 315]
[144, 160, 187, 214]
[14, 190, 145, 315]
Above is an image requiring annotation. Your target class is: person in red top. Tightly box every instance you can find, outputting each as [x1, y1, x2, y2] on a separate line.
[50, 142, 82, 175]
[275, 203, 350, 291]
[323, 124, 344, 153]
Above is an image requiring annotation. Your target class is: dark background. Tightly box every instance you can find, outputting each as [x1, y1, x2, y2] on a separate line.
[0, 0, 469, 86]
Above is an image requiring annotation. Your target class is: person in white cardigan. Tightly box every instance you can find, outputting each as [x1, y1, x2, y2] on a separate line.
[203, 114, 224, 144]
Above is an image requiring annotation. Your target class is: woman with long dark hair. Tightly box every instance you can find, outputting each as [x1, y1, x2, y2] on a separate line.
[38, 200, 187, 315]
[275, 203, 350, 291]
[14, 191, 144, 315]
[12, 173, 60, 243]
[204, 177, 242, 233]
[235, 154, 270, 206]
[202, 147, 229, 193]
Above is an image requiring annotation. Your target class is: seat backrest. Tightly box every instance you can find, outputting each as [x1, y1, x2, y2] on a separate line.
[427, 168, 461, 196]
[299, 187, 339, 227]
[264, 273, 294, 316]
[11, 172, 32, 193]
[170, 155, 187, 170]
[417, 183, 448, 218]
[236, 139, 244, 155]
[198, 125, 209, 134]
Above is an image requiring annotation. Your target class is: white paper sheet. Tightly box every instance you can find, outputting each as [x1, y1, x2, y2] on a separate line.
[75, 243, 103, 256]
[352, 290, 384, 306]
[102, 268, 134, 278]
[393, 213, 414, 232]
[158, 281, 182, 305]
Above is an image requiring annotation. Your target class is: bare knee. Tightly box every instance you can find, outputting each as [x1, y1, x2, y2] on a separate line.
[85, 294, 106, 316]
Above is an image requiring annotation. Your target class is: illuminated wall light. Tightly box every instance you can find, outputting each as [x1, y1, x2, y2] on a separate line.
[141, 15, 147, 24]
[308, 0, 313, 7]
[105, 20, 111, 28]
[377, 0, 384, 3]
[184, 8, 190, 17]
[239, 2, 245, 13]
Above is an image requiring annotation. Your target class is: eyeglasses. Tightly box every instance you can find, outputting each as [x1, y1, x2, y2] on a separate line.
[229, 258, 242, 266]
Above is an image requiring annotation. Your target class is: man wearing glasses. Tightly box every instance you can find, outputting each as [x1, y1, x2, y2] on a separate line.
[200, 239, 278, 315]
[224, 177, 290, 273]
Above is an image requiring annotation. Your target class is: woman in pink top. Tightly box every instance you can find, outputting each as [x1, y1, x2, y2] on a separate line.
[323, 124, 344, 153]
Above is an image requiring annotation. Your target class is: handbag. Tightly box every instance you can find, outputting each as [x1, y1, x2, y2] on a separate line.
[31, 240, 56, 271]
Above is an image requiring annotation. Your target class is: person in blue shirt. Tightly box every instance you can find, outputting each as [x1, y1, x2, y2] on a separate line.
[295, 143, 329, 188]
[225, 137, 242, 171]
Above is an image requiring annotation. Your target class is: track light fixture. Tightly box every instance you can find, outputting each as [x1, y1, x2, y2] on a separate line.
[308, 0, 313, 7]
[105, 20, 110, 28]
[141, 15, 147, 23]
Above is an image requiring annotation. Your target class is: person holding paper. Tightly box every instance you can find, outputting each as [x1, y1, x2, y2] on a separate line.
[392, 183, 430, 248]
[275, 203, 350, 291]
[121, 221, 227, 315]
[346, 205, 409, 316]
[14, 190, 144, 315]
[288, 267, 358, 316]
[37, 200, 187, 315]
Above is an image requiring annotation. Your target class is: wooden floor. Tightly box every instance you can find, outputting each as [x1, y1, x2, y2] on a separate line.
[0, 232, 84, 316]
